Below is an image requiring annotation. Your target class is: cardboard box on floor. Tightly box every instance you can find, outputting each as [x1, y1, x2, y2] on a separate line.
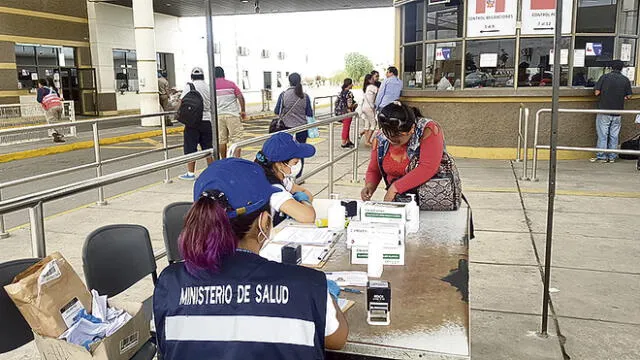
[34, 299, 150, 360]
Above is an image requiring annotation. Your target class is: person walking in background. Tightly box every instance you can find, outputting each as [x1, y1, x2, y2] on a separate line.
[360, 74, 378, 146]
[215, 66, 247, 158]
[36, 79, 65, 143]
[274, 72, 314, 177]
[375, 66, 403, 111]
[591, 60, 632, 163]
[179, 67, 214, 181]
[158, 71, 173, 126]
[335, 78, 357, 148]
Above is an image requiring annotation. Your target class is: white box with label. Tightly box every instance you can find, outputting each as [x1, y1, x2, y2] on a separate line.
[346, 222, 404, 249]
[361, 202, 407, 225]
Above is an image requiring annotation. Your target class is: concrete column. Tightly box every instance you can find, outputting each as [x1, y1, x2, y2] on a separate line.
[133, 0, 160, 126]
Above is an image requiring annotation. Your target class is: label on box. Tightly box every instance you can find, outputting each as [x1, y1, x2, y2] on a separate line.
[38, 261, 61, 286]
[120, 331, 140, 354]
[59, 298, 84, 328]
[364, 212, 403, 219]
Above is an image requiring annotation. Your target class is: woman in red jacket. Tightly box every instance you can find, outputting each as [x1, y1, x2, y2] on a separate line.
[361, 101, 445, 202]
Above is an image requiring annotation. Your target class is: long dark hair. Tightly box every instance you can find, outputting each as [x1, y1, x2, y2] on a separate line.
[179, 194, 266, 275]
[362, 74, 373, 93]
[289, 72, 304, 99]
[378, 102, 419, 138]
[254, 151, 292, 186]
[342, 78, 353, 91]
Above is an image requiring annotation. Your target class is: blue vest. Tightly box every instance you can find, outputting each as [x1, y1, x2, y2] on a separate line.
[153, 251, 328, 360]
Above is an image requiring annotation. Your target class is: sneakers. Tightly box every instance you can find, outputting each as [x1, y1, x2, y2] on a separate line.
[178, 173, 196, 181]
[589, 158, 608, 163]
[52, 133, 65, 143]
[608, 158, 616, 163]
[341, 142, 355, 149]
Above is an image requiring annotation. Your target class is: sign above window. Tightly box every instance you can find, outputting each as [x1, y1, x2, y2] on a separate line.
[520, 0, 573, 35]
[466, 0, 518, 38]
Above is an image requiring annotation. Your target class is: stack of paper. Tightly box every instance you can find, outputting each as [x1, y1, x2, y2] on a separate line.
[273, 227, 334, 245]
[325, 271, 368, 287]
[260, 243, 331, 266]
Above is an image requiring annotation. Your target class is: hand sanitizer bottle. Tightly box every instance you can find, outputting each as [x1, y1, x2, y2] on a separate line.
[406, 194, 420, 234]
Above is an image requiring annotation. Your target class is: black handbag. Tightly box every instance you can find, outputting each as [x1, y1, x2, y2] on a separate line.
[619, 133, 640, 160]
[269, 93, 301, 134]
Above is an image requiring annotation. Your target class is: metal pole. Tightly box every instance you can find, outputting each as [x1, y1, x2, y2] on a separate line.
[532, 112, 541, 181]
[92, 123, 107, 205]
[521, 108, 530, 180]
[328, 123, 335, 195]
[0, 188, 8, 239]
[516, 106, 523, 162]
[161, 118, 172, 183]
[352, 114, 360, 183]
[28, 202, 46, 257]
[205, 0, 220, 160]
[541, 0, 563, 336]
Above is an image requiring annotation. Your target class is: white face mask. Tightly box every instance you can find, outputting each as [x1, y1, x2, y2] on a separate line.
[286, 161, 302, 179]
[257, 212, 272, 250]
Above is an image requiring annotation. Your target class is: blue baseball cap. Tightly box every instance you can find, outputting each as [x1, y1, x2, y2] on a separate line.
[261, 132, 316, 162]
[193, 158, 278, 218]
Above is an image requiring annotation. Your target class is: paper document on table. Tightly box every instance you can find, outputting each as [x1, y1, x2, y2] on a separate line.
[260, 243, 332, 266]
[273, 227, 334, 245]
[325, 271, 368, 287]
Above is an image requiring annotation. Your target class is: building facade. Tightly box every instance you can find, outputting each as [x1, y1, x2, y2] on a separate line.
[395, 0, 640, 157]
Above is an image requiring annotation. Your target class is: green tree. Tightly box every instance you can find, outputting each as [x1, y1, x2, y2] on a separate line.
[344, 53, 374, 82]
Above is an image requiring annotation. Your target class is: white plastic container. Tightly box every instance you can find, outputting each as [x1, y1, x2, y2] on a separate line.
[406, 194, 420, 234]
[328, 202, 346, 231]
[367, 241, 384, 278]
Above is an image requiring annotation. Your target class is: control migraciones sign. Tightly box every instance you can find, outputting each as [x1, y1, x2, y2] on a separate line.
[467, 0, 518, 38]
[521, 0, 573, 35]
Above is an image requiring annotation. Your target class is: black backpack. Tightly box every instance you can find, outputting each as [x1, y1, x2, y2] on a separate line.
[620, 133, 640, 160]
[177, 83, 204, 127]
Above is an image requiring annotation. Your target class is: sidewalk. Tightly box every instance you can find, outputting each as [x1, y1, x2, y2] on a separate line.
[1, 144, 639, 358]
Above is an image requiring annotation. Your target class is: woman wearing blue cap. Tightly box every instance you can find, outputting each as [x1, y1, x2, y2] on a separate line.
[153, 158, 348, 359]
[255, 132, 317, 226]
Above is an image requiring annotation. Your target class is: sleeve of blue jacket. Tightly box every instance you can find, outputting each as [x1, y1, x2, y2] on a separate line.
[274, 93, 283, 115]
[375, 80, 386, 108]
[36, 88, 45, 104]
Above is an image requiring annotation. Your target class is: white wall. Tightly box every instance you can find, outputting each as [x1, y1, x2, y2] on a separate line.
[88, 2, 184, 111]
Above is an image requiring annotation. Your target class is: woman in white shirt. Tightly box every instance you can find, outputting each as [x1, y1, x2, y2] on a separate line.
[255, 132, 316, 226]
[360, 73, 378, 146]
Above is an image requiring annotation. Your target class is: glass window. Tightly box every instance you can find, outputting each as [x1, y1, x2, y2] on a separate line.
[426, 0, 464, 40]
[403, 44, 424, 88]
[617, 37, 636, 64]
[36, 46, 58, 66]
[62, 47, 75, 67]
[518, 38, 570, 87]
[465, 39, 516, 88]
[576, 0, 617, 33]
[15, 45, 36, 66]
[404, 1, 424, 43]
[619, 0, 639, 34]
[430, 42, 462, 89]
[572, 36, 615, 87]
[113, 49, 138, 92]
[16, 66, 37, 89]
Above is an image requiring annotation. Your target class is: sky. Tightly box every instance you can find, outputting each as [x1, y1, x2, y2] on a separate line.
[180, 7, 395, 77]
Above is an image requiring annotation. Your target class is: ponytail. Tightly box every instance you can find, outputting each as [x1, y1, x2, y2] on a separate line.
[295, 82, 304, 99]
[288, 72, 304, 99]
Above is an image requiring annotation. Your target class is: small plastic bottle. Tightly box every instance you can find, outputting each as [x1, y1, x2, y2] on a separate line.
[406, 194, 420, 234]
[328, 194, 346, 231]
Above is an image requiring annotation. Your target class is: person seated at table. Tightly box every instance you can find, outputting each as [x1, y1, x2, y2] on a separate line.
[361, 101, 445, 202]
[153, 158, 348, 360]
[255, 132, 316, 226]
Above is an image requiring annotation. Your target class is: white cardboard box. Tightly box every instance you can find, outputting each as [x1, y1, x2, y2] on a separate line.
[351, 243, 406, 266]
[347, 222, 405, 249]
[361, 202, 407, 225]
[34, 299, 150, 360]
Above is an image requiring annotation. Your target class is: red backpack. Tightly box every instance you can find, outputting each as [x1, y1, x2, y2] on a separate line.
[42, 87, 62, 110]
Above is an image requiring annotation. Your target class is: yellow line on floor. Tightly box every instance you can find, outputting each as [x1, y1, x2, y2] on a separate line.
[141, 138, 160, 146]
[101, 145, 157, 150]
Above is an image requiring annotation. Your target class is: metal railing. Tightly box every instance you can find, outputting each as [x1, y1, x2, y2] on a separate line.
[1, 101, 76, 145]
[0, 111, 178, 238]
[0, 113, 362, 259]
[313, 95, 338, 120]
[515, 105, 531, 180]
[530, 108, 640, 181]
[229, 112, 361, 195]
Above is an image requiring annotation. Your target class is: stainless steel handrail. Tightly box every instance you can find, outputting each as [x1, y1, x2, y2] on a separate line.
[228, 112, 361, 194]
[0, 111, 177, 237]
[0, 150, 213, 257]
[531, 108, 640, 181]
[313, 95, 338, 119]
[515, 105, 531, 180]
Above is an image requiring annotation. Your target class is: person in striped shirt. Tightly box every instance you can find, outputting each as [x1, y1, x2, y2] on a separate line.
[36, 79, 65, 143]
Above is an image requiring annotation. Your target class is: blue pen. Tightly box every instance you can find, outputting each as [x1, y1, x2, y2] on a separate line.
[340, 287, 362, 294]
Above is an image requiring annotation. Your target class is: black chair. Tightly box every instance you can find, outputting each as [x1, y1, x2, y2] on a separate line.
[162, 202, 192, 264]
[0, 258, 41, 354]
[83, 224, 158, 359]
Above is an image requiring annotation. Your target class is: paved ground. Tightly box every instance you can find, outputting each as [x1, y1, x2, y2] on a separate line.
[1, 125, 639, 358]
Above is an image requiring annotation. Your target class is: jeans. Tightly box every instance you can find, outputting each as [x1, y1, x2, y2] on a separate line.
[595, 114, 622, 160]
[342, 117, 352, 142]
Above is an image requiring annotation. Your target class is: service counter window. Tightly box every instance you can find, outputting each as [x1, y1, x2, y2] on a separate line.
[572, 37, 615, 87]
[619, 0, 639, 35]
[465, 39, 516, 88]
[404, 1, 425, 44]
[518, 38, 570, 87]
[428, 42, 462, 90]
[426, 0, 464, 41]
[403, 44, 424, 88]
[576, 0, 618, 33]
[113, 49, 138, 92]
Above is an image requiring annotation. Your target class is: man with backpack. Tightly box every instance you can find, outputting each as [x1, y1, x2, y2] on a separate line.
[177, 67, 214, 181]
[36, 79, 65, 143]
